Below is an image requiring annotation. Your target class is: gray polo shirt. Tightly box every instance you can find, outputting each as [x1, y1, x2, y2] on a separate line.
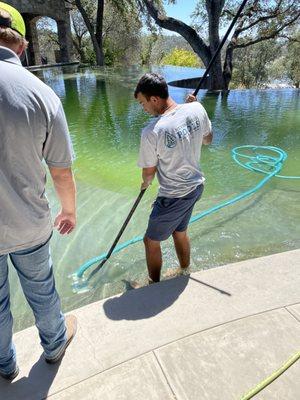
[0, 46, 74, 255]
[138, 102, 211, 197]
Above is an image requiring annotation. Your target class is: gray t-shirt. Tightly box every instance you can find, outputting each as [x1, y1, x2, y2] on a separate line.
[138, 102, 211, 197]
[0, 46, 74, 255]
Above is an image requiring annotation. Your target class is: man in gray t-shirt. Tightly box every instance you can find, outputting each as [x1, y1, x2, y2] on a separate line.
[0, 3, 76, 380]
[135, 73, 212, 283]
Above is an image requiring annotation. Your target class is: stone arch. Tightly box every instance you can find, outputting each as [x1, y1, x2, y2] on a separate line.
[4, 0, 74, 65]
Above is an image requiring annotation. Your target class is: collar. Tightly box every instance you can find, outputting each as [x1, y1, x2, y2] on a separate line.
[0, 46, 21, 66]
[161, 104, 181, 117]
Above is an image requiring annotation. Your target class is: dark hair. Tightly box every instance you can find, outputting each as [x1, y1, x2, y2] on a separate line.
[134, 73, 169, 99]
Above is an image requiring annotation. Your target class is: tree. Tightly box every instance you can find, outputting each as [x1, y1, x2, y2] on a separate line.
[230, 39, 280, 88]
[36, 17, 60, 63]
[268, 31, 300, 88]
[140, 33, 160, 65]
[138, 0, 300, 90]
[102, 3, 142, 66]
[285, 34, 300, 87]
[68, 0, 136, 66]
[71, 10, 89, 63]
[71, 0, 105, 65]
[162, 48, 203, 67]
[140, 33, 195, 66]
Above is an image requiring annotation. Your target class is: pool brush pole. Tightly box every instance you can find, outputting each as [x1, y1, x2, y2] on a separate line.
[87, 188, 147, 281]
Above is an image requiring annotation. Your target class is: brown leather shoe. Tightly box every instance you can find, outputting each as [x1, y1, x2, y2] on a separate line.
[45, 314, 77, 364]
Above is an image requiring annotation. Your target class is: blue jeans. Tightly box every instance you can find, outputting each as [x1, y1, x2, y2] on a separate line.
[0, 236, 66, 374]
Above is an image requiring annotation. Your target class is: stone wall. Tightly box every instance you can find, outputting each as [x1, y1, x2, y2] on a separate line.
[6, 0, 72, 22]
[4, 0, 74, 65]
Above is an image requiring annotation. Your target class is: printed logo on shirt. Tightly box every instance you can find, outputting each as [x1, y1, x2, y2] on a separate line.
[174, 117, 200, 140]
[165, 132, 177, 148]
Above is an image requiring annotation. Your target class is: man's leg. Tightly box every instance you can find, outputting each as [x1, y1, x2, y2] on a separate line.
[143, 236, 162, 282]
[172, 230, 190, 269]
[172, 185, 204, 270]
[0, 254, 18, 379]
[10, 237, 75, 361]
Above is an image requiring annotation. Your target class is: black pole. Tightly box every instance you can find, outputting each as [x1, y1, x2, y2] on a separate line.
[193, 0, 248, 96]
[87, 188, 146, 281]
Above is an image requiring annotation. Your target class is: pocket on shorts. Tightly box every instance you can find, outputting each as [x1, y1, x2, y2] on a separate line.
[161, 197, 178, 208]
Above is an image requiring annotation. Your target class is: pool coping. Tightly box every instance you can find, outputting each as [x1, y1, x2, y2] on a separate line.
[1, 249, 300, 399]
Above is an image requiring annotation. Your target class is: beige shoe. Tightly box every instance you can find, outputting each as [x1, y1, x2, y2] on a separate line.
[45, 314, 77, 364]
[0, 366, 19, 381]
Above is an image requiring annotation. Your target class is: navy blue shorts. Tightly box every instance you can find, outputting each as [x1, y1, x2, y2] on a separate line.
[145, 184, 204, 241]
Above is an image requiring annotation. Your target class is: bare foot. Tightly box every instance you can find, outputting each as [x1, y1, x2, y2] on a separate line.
[163, 267, 191, 280]
[123, 279, 146, 290]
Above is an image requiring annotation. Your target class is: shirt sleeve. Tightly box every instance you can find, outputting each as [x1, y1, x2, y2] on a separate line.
[137, 129, 158, 168]
[43, 102, 75, 168]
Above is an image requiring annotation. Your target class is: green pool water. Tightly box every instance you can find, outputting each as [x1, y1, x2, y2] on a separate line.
[10, 66, 300, 332]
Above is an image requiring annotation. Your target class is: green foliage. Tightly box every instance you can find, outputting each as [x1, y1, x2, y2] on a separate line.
[71, 0, 141, 66]
[231, 26, 300, 89]
[285, 37, 300, 87]
[140, 34, 195, 66]
[268, 32, 300, 88]
[102, 2, 142, 66]
[230, 39, 281, 88]
[140, 33, 160, 65]
[85, 44, 96, 65]
[161, 48, 202, 67]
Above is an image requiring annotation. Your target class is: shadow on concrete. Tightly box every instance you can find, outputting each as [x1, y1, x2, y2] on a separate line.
[0, 355, 60, 400]
[103, 275, 189, 320]
[189, 276, 231, 296]
[103, 274, 232, 321]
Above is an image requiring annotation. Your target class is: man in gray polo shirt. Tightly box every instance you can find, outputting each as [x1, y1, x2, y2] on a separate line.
[135, 73, 212, 283]
[0, 2, 77, 380]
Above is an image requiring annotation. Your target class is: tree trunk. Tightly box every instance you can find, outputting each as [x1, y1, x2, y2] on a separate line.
[95, 0, 105, 66]
[75, 0, 104, 66]
[223, 42, 234, 90]
[73, 38, 88, 63]
[206, 0, 226, 90]
[209, 60, 225, 90]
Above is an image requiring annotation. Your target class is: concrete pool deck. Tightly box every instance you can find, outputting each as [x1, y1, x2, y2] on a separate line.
[1, 249, 299, 399]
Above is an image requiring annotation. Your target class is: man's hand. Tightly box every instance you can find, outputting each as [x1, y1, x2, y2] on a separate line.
[49, 167, 76, 235]
[141, 166, 157, 190]
[54, 210, 76, 235]
[186, 94, 197, 103]
[141, 181, 150, 190]
[203, 131, 213, 145]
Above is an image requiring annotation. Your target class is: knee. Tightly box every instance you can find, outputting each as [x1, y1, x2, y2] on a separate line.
[172, 230, 188, 240]
[143, 236, 160, 249]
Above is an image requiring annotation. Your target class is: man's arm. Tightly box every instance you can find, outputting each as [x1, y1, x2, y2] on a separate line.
[49, 166, 76, 235]
[141, 166, 157, 190]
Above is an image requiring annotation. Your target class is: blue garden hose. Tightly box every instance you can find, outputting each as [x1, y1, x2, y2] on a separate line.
[73, 145, 299, 280]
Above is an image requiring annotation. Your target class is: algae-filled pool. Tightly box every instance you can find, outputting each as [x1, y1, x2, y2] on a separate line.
[10, 66, 300, 331]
